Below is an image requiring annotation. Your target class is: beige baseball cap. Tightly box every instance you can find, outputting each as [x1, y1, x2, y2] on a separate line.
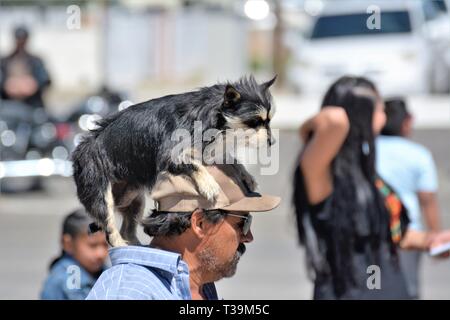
[151, 165, 280, 212]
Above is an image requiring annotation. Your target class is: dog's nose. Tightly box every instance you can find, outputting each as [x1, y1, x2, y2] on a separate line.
[268, 137, 276, 146]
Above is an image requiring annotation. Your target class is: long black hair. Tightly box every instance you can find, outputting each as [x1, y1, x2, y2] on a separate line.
[293, 76, 391, 297]
[48, 209, 93, 270]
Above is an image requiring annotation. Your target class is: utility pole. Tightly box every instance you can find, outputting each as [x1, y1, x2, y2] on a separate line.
[272, 0, 285, 88]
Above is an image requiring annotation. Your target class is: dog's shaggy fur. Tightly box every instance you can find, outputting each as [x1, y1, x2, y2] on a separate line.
[72, 76, 276, 247]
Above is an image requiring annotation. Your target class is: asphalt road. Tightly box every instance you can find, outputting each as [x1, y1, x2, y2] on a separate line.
[0, 129, 449, 299]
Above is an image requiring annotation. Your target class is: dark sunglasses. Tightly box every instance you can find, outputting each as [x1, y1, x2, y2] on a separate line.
[225, 213, 253, 236]
[155, 209, 253, 235]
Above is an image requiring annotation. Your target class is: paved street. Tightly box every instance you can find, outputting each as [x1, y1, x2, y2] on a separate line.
[0, 129, 449, 299]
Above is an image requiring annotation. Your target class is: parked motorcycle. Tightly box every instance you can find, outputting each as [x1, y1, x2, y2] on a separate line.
[55, 86, 130, 155]
[0, 100, 66, 192]
[0, 87, 130, 193]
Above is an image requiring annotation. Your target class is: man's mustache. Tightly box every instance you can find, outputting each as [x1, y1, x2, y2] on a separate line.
[237, 243, 246, 255]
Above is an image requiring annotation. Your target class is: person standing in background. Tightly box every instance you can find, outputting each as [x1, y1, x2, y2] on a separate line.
[293, 76, 412, 299]
[376, 98, 442, 299]
[0, 25, 51, 109]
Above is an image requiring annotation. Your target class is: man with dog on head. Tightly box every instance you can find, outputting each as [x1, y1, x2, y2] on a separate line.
[86, 165, 280, 300]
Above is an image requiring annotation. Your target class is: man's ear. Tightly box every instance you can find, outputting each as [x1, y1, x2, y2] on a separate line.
[190, 209, 208, 239]
[260, 75, 277, 91]
[223, 85, 241, 107]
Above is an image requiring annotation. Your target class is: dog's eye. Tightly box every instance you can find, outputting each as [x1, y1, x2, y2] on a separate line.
[245, 118, 264, 127]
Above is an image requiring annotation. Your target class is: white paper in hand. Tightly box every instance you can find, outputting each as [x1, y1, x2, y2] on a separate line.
[429, 242, 450, 256]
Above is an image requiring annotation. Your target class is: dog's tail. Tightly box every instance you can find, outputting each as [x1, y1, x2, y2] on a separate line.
[72, 136, 127, 247]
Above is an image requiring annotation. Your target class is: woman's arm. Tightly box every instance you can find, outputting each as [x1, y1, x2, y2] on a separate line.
[299, 107, 350, 205]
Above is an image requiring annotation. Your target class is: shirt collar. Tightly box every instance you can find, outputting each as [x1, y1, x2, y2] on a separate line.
[109, 245, 187, 275]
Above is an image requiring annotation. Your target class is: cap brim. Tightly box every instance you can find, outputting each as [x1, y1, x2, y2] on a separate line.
[221, 193, 281, 212]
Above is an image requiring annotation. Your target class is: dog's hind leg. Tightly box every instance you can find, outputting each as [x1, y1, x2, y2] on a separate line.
[118, 192, 145, 246]
[72, 137, 126, 247]
[104, 184, 128, 247]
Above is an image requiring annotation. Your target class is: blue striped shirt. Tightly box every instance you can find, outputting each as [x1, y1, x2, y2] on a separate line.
[86, 246, 218, 300]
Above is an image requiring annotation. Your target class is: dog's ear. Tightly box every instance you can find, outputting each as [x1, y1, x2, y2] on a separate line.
[260, 75, 277, 91]
[223, 85, 241, 107]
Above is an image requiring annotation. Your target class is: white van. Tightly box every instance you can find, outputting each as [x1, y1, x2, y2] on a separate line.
[287, 0, 448, 95]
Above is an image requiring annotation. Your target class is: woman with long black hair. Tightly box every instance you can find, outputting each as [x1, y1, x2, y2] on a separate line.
[293, 76, 430, 299]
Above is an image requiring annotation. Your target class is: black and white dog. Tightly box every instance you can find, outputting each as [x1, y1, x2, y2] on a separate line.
[72, 76, 276, 247]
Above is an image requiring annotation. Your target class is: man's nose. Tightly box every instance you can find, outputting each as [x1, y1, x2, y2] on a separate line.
[241, 229, 254, 243]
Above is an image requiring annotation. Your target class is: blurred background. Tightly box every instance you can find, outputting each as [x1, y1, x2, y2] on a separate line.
[0, 0, 449, 299]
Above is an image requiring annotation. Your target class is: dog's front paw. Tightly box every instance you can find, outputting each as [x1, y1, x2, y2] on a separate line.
[242, 172, 258, 191]
[195, 173, 221, 201]
[231, 163, 258, 192]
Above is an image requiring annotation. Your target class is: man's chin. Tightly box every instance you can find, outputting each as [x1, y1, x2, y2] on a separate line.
[222, 252, 242, 278]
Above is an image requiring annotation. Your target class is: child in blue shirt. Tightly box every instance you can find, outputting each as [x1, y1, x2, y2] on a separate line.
[41, 209, 108, 300]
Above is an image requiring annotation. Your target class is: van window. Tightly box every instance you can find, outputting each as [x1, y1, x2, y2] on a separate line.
[310, 11, 412, 39]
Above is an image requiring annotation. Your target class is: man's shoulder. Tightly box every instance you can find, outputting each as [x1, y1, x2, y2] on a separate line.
[87, 263, 170, 300]
[401, 139, 433, 164]
[378, 136, 431, 157]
